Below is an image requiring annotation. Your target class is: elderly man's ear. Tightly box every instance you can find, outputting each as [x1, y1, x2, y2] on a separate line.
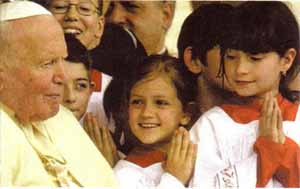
[161, 1, 175, 31]
[0, 68, 4, 91]
[183, 46, 202, 74]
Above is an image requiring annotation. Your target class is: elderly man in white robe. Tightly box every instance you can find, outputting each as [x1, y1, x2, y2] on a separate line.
[0, 1, 116, 187]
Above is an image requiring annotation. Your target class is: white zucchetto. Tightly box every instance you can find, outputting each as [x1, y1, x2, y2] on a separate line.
[0, 0, 51, 22]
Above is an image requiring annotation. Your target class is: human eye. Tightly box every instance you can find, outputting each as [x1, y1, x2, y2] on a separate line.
[75, 82, 89, 91]
[40, 59, 57, 69]
[78, 3, 93, 13]
[155, 99, 170, 107]
[249, 54, 264, 62]
[225, 51, 238, 61]
[50, 2, 68, 11]
[122, 2, 139, 13]
[130, 98, 143, 107]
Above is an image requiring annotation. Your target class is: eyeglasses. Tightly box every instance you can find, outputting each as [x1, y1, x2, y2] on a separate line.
[49, 1, 100, 16]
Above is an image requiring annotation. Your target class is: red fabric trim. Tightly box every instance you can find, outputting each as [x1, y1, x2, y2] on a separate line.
[90, 69, 102, 92]
[125, 147, 166, 168]
[221, 94, 299, 124]
[255, 137, 300, 187]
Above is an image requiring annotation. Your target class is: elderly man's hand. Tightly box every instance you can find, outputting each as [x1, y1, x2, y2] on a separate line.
[83, 112, 120, 167]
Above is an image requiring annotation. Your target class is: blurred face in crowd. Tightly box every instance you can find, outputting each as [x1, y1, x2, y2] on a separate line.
[0, 16, 67, 123]
[62, 61, 93, 120]
[48, 0, 104, 49]
[106, 1, 174, 55]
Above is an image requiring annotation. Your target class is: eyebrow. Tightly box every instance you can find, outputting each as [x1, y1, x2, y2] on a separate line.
[131, 94, 169, 98]
[76, 78, 89, 82]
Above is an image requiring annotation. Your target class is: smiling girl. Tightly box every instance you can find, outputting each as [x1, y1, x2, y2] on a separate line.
[113, 55, 197, 188]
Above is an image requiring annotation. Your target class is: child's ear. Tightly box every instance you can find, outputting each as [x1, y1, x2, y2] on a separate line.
[0, 68, 4, 92]
[89, 81, 95, 93]
[161, 1, 174, 31]
[180, 101, 199, 128]
[180, 113, 191, 126]
[183, 46, 202, 74]
[280, 48, 297, 73]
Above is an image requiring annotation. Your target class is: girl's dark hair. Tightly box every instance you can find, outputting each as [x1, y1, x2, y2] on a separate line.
[221, 2, 300, 100]
[104, 55, 197, 154]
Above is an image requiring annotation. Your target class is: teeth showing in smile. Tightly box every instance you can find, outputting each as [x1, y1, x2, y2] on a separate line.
[139, 123, 160, 128]
[64, 29, 81, 35]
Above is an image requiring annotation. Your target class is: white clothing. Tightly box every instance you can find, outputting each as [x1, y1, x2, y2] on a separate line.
[0, 104, 116, 187]
[189, 106, 300, 188]
[84, 73, 113, 129]
[114, 160, 186, 189]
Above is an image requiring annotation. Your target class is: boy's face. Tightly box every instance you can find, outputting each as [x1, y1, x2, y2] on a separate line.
[201, 46, 231, 90]
[128, 76, 188, 148]
[62, 61, 93, 120]
[49, 0, 104, 50]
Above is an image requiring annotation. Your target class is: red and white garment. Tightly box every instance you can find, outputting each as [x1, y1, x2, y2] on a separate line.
[190, 95, 300, 188]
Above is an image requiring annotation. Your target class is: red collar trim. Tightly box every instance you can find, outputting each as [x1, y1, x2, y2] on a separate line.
[125, 147, 166, 168]
[221, 94, 299, 124]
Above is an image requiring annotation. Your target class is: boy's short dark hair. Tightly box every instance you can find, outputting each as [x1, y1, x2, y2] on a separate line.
[177, 3, 233, 66]
[64, 34, 91, 70]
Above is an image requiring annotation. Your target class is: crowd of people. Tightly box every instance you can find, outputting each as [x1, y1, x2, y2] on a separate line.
[1, 0, 300, 188]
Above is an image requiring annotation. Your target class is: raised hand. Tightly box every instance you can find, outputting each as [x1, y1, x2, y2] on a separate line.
[163, 127, 197, 186]
[259, 92, 285, 144]
[83, 112, 120, 167]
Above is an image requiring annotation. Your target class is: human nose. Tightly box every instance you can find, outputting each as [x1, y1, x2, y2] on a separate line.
[107, 3, 128, 26]
[53, 59, 66, 85]
[236, 57, 251, 75]
[64, 4, 80, 21]
[64, 85, 76, 104]
[141, 102, 155, 118]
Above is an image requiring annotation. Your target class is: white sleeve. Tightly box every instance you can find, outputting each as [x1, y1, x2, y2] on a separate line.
[114, 161, 186, 189]
[189, 115, 226, 188]
[157, 173, 185, 189]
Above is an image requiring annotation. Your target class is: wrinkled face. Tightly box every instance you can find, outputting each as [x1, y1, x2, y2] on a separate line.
[202, 46, 231, 91]
[224, 49, 284, 97]
[128, 76, 187, 146]
[62, 61, 92, 120]
[106, 1, 166, 55]
[0, 16, 67, 123]
[49, 0, 104, 49]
